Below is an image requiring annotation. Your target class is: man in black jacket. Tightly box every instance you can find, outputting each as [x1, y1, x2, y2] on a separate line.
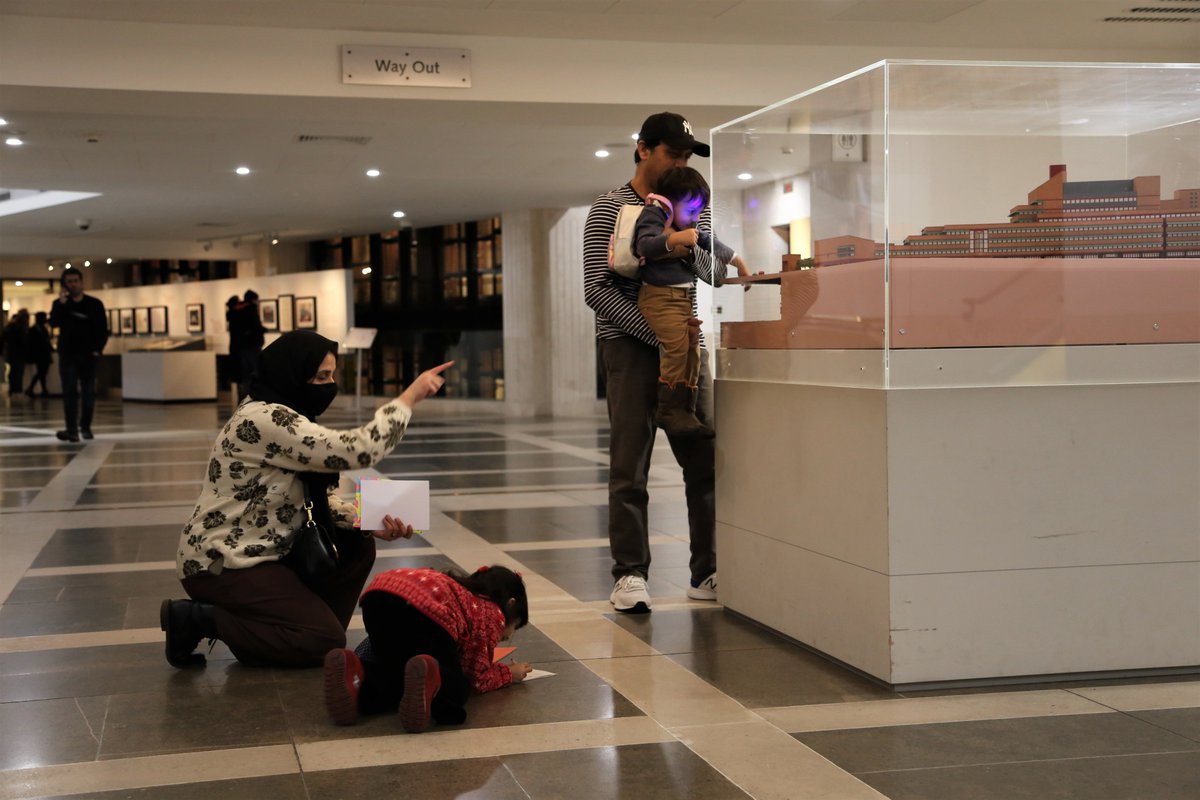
[49, 267, 108, 441]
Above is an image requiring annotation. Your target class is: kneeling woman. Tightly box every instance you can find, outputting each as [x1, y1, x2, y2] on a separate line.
[162, 330, 450, 668]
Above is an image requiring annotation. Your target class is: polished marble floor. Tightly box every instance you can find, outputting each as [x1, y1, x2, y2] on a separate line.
[0, 394, 1197, 799]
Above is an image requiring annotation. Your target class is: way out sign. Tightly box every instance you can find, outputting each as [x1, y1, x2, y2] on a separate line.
[342, 46, 471, 88]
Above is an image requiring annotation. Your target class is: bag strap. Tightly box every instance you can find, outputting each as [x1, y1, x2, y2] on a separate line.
[645, 193, 674, 229]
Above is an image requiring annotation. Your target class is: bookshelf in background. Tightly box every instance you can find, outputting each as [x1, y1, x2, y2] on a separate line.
[328, 216, 505, 400]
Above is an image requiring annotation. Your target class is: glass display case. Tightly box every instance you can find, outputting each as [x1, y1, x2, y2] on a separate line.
[710, 60, 1200, 388]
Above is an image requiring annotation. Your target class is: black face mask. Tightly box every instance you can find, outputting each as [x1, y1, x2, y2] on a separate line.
[298, 382, 338, 420]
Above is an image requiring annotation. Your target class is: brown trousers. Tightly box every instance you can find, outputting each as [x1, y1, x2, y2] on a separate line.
[637, 284, 699, 387]
[182, 531, 376, 668]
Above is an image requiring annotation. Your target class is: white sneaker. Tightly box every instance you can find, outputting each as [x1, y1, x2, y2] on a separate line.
[610, 574, 652, 614]
[686, 573, 718, 601]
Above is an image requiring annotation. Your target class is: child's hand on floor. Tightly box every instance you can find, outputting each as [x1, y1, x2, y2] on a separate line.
[510, 661, 533, 682]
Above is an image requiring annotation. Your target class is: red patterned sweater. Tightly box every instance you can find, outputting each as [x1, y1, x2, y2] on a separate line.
[362, 568, 512, 694]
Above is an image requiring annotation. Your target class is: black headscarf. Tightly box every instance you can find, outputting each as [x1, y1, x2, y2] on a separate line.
[248, 330, 339, 421]
[247, 331, 342, 522]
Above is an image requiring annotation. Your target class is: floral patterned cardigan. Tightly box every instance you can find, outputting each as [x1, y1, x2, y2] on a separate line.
[176, 398, 411, 578]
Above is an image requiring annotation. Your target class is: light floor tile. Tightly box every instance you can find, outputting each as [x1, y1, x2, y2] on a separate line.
[758, 689, 1112, 733]
[674, 720, 888, 800]
[1069, 680, 1200, 711]
[0, 744, 298, 800]
[297, 716, 671, 771]
[583, 654, 757, 729]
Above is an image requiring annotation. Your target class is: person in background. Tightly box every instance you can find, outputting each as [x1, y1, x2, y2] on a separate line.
[228, 290, 266, 403]
[582, 112, 730, 614]
[323, 565, 531, 733]
[24, 311, 53, 398]
[2, 309, 30, 397]
[162, 330, 452, 670]
[49, 268, 107, 441]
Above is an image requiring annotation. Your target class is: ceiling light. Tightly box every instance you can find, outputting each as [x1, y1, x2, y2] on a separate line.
[271, 236, 279, 245]
[5, 137, 23, 146]
[392, 210, 406, 219]
[630, 132, 639, 140]
[106, 257, 113, 264]
[361, 266, 372, 275]
[595, 149, 610, 158]
[14, 281, 23, 286]
[83, 260, 91, 267]
[65, 262, 72, 269]
[0, 118, 8, 126]
[235, 166, 251, 175]
[48, 265, 54, 271]
[737, 172, 753, 181]
[366, 169, 381, 177]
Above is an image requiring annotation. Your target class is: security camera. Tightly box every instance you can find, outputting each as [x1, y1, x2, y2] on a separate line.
[76, 218, 92, 231]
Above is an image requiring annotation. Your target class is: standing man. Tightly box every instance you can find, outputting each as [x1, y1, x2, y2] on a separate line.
[50, 267, 107, 442]
[583, 112, 742, 613]
[229, 290, 266, 402]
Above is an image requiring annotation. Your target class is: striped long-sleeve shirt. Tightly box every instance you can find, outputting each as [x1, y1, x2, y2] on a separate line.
[582, 182, 721, 347]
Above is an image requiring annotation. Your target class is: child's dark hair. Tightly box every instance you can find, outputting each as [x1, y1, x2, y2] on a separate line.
[449, 565, 529, 629]
[655, 166, 710, 208]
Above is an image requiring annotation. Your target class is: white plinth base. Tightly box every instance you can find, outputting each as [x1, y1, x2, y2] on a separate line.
[715, 346, 1200, 686]
[121, 351, 217, 402]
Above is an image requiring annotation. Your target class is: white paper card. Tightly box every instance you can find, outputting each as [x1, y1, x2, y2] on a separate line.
[523, 669, 555, 681]
[359, 479, 430, 531]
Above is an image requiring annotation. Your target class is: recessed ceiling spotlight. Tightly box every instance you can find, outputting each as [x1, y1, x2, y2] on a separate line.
[15, 281, 23, 286]
[361, 266, 372, 275]
[392, 210, 406, 219]
[630, 132, 639, 140]
[595, 149, 610, 158]
[65, 262, 72, 269]
[271, 236, 279, 245]
[48, 265, 54, 271]
[0, 117, 8, 126]
[235, 166, 251, 175]
[84, 260, 91, 267]
[737, 172, 753, 181]
[366, 169, 381, 177]
[106, 257, 113, 264]
[5, 137, 23, 146]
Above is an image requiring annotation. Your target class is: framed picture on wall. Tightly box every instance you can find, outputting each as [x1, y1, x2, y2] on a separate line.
[149, 306, 168, 335]
[119, 308, 135, 336]
[134, 307, 151, 335]
[186, 303, 205, 334]
[259, 298, 279, 331]
[295, 296, 317, 330]
[277, 294, 295, 333]
[107, 308, 118, 335]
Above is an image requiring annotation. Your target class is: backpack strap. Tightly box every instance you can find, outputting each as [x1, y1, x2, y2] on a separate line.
[645, 193, 674, 229]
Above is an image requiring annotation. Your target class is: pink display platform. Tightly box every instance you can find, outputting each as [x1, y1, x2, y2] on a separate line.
[721, 257, 1200, 350]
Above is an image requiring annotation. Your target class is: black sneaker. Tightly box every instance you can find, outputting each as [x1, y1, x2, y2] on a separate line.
[55, 430, 80, 443]
[80, 429, 94, 440]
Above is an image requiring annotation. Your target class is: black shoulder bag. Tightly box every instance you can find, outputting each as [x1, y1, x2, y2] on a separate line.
[283, 476, 340, 586]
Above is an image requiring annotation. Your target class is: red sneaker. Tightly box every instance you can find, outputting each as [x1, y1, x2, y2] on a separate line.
[323, 648, 363, 726]
[400, 654, 441, 733]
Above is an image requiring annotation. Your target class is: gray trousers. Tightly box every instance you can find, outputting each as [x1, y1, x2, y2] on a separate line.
[600, 335, 716, 585]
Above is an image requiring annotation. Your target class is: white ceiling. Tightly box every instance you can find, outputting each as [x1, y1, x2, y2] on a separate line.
[0, 0, 1197, 262]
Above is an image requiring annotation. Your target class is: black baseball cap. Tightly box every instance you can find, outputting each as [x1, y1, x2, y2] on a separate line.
[638, 112, 710, 158]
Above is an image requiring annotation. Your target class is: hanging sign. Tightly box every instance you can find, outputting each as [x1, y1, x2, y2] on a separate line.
[342, 46, 471, 88]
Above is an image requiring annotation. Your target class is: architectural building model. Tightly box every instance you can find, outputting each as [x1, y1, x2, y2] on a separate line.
[815, 165, 1200, 266]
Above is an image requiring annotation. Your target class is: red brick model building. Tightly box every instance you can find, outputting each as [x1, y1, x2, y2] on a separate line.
[816, 165, 1200, 266]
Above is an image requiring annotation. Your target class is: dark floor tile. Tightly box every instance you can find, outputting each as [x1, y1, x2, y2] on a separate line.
[608, 607, 789, 655]
[448, 504, 608, 543]
[32, 525, 182, 567]
[0, 470, 56, 489]
[90, 464, 207, 484]
[380, 450, 598, 474]
[46, 774, 311, 800]
[670, 644, 895, 708]
[424, 469, 609, 491]
[795, 713, 1200, 774]
[859, 750, 1200, 800]
[77, 484, 203, 505]
[98, 682, 293, 758]
[0, 488, 42, 507]
[504, 742, 751, 799]
[0, 596, 131, 637]
[0, 695, 108, 769]
[1129, 707, 1200, 743]
[518, 542, 693, 602]
[384, 440, 538, 456]
[102, 447, 210, 464]
[305, 757, 527, 800]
